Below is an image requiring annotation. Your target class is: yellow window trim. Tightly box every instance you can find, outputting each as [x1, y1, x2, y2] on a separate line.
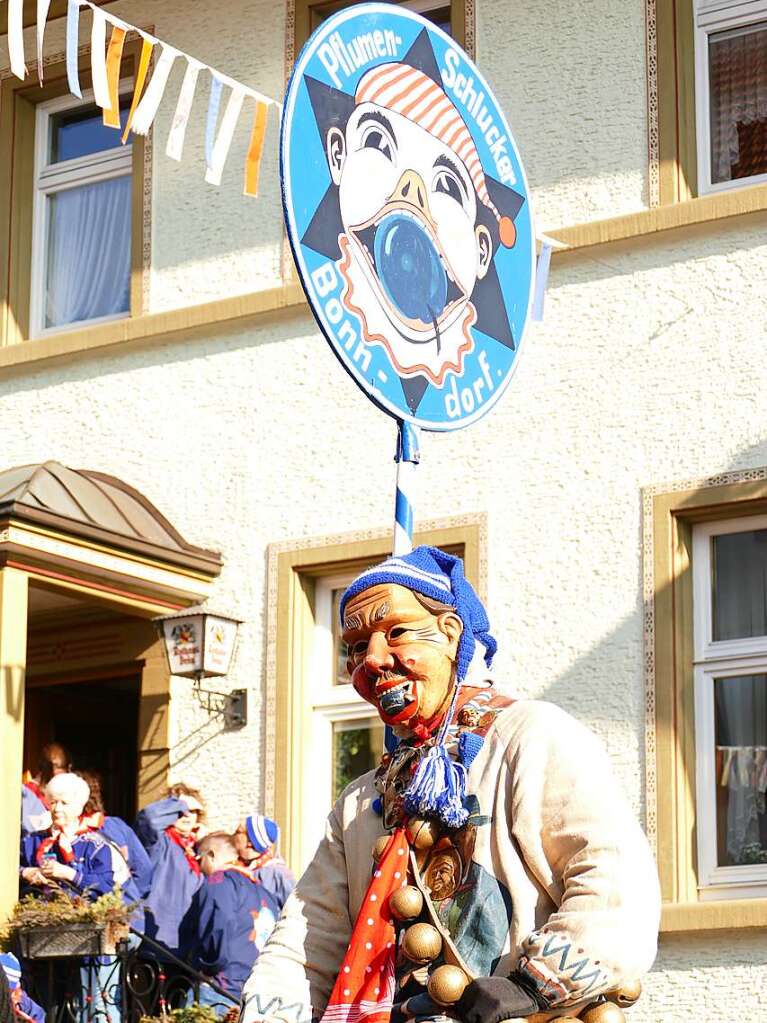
[266, 515, 485, 872]
[646, 469, 767, 932]
[292, 0, 470, 63]
[0, 41, 148, 348]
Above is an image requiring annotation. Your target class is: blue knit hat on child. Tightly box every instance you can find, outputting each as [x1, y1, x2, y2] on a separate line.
[246, 814, 279, 854]
[340, 546, 497, 828]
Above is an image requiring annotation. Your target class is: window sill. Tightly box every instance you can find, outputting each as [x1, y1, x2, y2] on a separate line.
[0, 282, 307, 371]
[661, 897, 767, 932]
[548, 181, 767, 252]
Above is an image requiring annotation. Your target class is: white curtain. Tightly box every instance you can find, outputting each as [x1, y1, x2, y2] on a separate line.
[45, 175, 131, 329]
[709, 26, 767, 183]
[713, 530, 767, 640]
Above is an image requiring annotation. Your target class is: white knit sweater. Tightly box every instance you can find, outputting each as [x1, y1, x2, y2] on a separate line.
[241, 699, 660, 1023]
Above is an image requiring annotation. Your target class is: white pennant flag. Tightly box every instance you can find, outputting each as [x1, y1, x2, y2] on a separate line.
[166, 58, 203, 162]
[205, 84, 245, 186]
[130, 44, 179, 136]
[37, 0, 52, 82]
[8, 0, 27, 80]
[90, 6, 111, 109]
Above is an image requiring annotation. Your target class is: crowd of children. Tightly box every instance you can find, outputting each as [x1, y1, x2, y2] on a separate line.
[10, 745, 295, 1020]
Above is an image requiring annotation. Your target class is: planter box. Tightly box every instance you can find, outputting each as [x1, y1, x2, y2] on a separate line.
[17, 921, 129, 959]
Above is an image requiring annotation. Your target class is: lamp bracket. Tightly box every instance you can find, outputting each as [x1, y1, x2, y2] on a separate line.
[193, 677, 247, 728]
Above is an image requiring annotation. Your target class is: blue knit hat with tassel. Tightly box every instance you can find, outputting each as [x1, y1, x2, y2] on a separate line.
[340, 546, 496, 828]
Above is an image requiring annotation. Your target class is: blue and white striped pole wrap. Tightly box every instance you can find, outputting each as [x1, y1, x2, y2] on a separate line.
[393, 420, 420, 556]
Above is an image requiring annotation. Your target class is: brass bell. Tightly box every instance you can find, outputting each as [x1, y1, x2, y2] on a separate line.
[401, 922, 442, 964]
[606, 980, 641, 1007]
[388, 885, 423, 921]
[372, 835, 391, 862]
[427, 965, 470, 1006]
[580, 1001, 626, 1023]
[406, 818, 439, 850]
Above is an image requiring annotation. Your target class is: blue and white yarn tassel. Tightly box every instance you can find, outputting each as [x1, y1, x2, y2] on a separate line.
[403, 678, 469, 829]
[393, 420, 419, 557]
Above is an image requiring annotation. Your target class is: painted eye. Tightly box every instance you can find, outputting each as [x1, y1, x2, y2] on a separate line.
[434, 169, 465, 206]
[388, 627, 409, 640]
[360, 126, 394, 161]
[350, 641, 368, 660]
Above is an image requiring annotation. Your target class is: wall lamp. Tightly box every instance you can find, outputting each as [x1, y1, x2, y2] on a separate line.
[153, 607, 247, 728]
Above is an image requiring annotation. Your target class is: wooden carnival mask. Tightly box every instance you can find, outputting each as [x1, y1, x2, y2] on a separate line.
[342, 583, 463, 734]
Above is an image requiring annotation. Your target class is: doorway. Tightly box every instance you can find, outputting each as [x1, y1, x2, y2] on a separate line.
[24, 672, 141, 823]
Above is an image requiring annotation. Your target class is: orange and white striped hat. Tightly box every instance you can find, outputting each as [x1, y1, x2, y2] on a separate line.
[355, 62, 516, 247]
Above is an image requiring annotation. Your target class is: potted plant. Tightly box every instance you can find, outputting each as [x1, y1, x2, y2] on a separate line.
[0, 890, 132, 959]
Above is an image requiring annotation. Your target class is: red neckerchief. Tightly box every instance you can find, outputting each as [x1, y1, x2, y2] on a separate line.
[224, 864, 263, 883]
[320, 830, 406, 1023]
[35, 813, 105, 865]
[166, 826, 201, 875]
[244, 848, 275, 874]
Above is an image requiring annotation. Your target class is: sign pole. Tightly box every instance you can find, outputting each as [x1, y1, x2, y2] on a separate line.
[392, 420, 420, 556]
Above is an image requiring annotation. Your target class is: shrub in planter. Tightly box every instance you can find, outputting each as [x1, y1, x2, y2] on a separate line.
[0, 891, 132, 959]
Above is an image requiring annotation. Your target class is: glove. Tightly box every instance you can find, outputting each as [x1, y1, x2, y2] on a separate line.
[455, 974, 548, 1023]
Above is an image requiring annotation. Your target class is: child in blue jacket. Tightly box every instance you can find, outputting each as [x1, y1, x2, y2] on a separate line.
[187, 832, 278, 1009]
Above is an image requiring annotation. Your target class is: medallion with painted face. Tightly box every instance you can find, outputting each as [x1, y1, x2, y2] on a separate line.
[342, 583, 463, 733]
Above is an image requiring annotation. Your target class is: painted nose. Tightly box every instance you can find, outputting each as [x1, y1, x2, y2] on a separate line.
[391, 169, 429, 214]
[364, 631, 394, 674]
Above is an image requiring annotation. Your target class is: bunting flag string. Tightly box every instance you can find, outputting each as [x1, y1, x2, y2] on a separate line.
[103, 24, 127, 128]
[129, 43, 179, 136]
[121, 37, 153, 143]
[244, 100, 269, 198]
[89, 6, 110, 111]
[205, 73, 224, 173]
[4, 0, 281, 198]
[166, 58, 202, 161]
[206, 85, 245, 186]
[8, 0, 25, 80]
[65, 0, 82, 97]
[36, 0, 52, 83]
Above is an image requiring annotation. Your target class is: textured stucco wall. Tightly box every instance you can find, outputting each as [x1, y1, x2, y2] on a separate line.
[2, 1, 766, 1017]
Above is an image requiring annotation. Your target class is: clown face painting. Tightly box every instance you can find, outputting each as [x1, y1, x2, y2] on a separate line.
[283, 7, 534, 428]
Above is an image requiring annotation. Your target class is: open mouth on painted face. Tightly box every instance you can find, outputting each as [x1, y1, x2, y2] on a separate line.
[350, 201, 466, 343]
[375, 675, 416, 717]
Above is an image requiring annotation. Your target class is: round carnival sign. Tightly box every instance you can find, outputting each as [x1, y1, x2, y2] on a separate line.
[281, 3, 535, 431]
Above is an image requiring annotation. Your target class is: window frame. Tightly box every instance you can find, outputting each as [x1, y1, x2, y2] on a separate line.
[691, 513, 767, 895]
[693, 1, 767, 196]
[301, 567, 384, 868]
[0, 41, 147, 348]
[30, 86, 134, 339]
[267, 517, 483, 874]
[291, 0, 471, 70]
[647, 474, 767, 931]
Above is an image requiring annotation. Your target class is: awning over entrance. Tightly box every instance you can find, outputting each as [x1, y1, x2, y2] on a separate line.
[0, 461, 222, 610]
[0, 461, 224, 921]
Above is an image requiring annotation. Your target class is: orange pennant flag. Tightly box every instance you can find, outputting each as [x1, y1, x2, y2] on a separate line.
[121, 37, 153, 143]
[244, 100, 269, 197]
[103, 25, 127, 129]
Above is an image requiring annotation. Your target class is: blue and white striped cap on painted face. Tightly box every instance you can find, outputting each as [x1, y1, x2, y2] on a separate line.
[339, 545, 496, 683]
[0, 952, 22, 990]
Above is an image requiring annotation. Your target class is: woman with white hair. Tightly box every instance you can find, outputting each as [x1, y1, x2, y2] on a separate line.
[19, 772, 142, 1023]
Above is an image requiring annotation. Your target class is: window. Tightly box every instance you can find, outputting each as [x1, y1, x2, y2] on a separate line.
[30, 90, 132, 336]
[692, 516, 767, 897]
[268, 519, 482, 873]
[0, 41, 146, 347]
[300, 568, 385, 867]
[647, 473, 767, 931]
[694, 1, 767, 193]
[293, 0, 470, 66]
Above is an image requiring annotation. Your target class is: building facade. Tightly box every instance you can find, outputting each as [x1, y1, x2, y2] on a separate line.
[1, 0, 766, 1019]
